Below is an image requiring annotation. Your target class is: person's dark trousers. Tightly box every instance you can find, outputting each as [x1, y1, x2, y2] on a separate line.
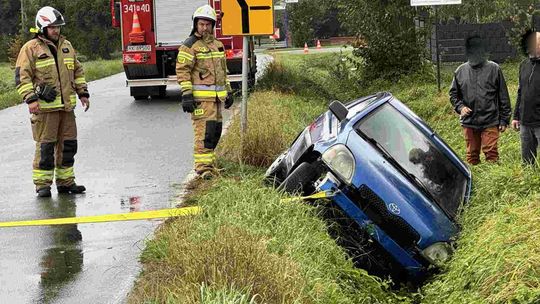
[520, 125, 540, 165]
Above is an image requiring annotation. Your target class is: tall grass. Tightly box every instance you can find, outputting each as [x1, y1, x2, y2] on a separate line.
[218, 91, 326, 167]
[129, 166, 403, 303]
[131, 52, 539, 304]
[0, 59, 122, 110]
[235, 53, 540, 303]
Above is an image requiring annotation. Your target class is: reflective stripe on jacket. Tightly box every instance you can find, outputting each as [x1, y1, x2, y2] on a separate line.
[15, 35, 89, 112]
[176, 34, 231, 102]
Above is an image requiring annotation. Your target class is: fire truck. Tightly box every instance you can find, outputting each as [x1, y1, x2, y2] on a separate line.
[110, 0, 257, 100]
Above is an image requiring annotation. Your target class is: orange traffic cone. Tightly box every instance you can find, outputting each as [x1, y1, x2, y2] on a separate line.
[304, 43, 309, 54]
[129, 12, 145, 44]
[316, 40, 322, 50]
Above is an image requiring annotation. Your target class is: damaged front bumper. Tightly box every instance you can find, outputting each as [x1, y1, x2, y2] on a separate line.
[316, 172, 428, 278]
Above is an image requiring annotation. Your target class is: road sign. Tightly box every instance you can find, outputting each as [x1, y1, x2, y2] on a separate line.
[222, 0, 275, 36]
[411, 0, 461, 5]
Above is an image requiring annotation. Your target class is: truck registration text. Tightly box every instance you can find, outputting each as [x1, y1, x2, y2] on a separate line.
[123, 4, 150, 13]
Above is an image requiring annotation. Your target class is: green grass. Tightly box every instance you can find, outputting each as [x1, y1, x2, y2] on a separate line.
[129, 84, 406, 302]
[0, 59, 122, 110]
[81, 59, 123, 82]
[130, 52, 539, 303]
[218, 91, 326, 167]
[129, 162, 403, 303]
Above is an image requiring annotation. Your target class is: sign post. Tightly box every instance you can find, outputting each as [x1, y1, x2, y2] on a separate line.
[221, 0, 274, 135]
[411, 0, 461, 92]
[434, 5, 441, 92]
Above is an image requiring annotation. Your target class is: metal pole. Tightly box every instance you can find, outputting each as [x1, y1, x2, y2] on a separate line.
[241, 35, 249, 135]
[20, 0, 25, 34]
[435, 6, 441, 93]
[284, 6, 289, 48]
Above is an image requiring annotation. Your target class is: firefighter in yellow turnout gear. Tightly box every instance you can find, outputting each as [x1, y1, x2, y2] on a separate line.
[16, 6, 90, 197]
[176, 5, 233, 179]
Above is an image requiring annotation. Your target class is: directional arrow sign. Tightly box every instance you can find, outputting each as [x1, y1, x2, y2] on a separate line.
[221, 0, 274, 35]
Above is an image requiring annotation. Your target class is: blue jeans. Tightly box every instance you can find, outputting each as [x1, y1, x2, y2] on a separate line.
[520, 125, 540, 164]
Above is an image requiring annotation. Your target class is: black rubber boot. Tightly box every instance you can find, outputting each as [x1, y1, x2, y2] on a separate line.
[57, 184, 86, 194]
[36, 187, 52, 198]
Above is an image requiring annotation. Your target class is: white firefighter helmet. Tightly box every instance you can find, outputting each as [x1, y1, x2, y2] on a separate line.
[193, 5, 217, 23]
[35, 6, 65, 33]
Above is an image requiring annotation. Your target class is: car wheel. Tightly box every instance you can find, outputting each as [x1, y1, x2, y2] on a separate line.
[278, 162, 320, 195]
[265, 151, 288, 187]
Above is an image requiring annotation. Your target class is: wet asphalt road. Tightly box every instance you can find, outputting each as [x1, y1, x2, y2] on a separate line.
[0, 73, 192, 303]
[0, 53, 273, 303]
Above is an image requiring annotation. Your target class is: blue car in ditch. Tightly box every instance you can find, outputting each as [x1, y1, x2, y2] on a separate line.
[265, 92, 472, 279]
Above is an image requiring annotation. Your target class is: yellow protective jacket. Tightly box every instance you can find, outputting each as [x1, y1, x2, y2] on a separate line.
[176, 34, 231, 102]
[15, 35, 89, 112]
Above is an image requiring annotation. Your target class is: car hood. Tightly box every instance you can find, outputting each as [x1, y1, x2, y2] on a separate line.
[345, 130, 461, 249]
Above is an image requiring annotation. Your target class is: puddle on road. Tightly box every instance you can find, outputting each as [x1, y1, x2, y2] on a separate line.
[37, 196, 83, 303]
[121, 196, 142, 212]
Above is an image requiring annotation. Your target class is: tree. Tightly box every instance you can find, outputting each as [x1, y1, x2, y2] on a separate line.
[437, 0, 537, 23]
[1, 0, 120, 62]
[337, 0, 427, 80]
[0, 0, 21, 61]
[287, 0, 350, 47]
[26, 0, 120, 60]
[437, 1, 540, 56]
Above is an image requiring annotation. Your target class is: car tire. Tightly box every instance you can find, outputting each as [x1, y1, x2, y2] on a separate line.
[278, 162, 320, 195]
[265, 151, 288, 187]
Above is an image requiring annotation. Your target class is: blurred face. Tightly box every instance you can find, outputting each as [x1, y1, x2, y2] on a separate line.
[196, 19, 213, 36]
[527, 32, 540, 57]
[46, 25, 61, 42]
[466, 37, 487, 66]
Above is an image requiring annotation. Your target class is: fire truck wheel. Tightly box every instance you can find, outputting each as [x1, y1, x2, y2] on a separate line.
[133, 95, 148, 101]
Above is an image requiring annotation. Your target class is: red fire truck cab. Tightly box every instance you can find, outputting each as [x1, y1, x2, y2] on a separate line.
[111, 0, 257, 100]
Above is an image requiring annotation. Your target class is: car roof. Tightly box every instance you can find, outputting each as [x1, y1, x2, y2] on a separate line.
[344, 92, 392, 121]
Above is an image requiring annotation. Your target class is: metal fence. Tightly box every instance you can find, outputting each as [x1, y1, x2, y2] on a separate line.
[430, 21, 518, 63]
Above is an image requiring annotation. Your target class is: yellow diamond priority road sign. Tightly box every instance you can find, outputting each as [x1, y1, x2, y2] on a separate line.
[221, 0, 274, 36]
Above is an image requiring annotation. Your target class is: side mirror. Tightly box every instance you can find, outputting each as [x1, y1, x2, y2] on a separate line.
[329, 100, 348, 122]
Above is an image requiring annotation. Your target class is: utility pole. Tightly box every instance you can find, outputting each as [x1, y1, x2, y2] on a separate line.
[434, 5, 441, 93]
[241, 35, 249, 135]
[283, 6, 289, 48]
[20, 0, 26, 34]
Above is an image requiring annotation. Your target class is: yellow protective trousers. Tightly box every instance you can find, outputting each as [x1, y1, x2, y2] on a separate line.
[31, 110, 78, 189]
[192, 98, 223, 174]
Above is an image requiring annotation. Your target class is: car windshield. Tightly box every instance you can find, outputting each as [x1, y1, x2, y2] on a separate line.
[356, 103, 467, 218]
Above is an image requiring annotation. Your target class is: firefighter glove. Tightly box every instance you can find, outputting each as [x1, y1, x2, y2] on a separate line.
[35, 83, 57, 103]
[224, 93, 234, 109]
[182, 93, 195, 113]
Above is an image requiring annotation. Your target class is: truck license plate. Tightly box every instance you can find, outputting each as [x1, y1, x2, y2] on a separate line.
[126, 45, 152, 52]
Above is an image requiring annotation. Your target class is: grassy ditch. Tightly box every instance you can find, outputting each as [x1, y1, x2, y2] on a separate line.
[130, 52, 539, 304]
[0, 59, 123, 110]
[128, 91, 404, 303]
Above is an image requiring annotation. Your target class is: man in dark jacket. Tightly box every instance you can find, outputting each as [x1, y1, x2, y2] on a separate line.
[449, 35, 512, 165]
[512, 31, 540, 165]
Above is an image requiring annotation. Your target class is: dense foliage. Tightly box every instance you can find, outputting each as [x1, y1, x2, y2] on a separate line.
[0, 0, 120, 62]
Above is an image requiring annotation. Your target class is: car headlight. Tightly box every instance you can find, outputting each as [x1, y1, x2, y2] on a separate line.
[322, 144, 355, 184]
[421, 242, 453, 266]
